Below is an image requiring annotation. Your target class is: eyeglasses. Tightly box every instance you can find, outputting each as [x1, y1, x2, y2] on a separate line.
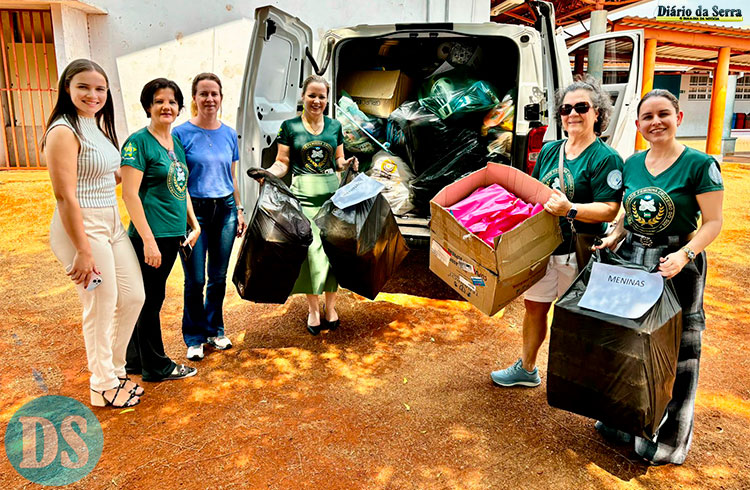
[559, 102, 592, 116]
[167, 150, 179, 163]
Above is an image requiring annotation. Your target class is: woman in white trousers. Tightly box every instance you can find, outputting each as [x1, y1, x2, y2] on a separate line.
[45, 59, 145, 408]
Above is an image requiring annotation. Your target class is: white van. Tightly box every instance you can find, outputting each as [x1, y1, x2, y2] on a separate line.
[237, 2, 643, 243]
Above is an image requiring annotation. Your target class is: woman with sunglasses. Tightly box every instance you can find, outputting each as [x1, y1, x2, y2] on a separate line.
[173, 73, 244, 361]
[594, 89, 723, 465]
[121, 78, 200, 382]
[490, 77, 624, 388]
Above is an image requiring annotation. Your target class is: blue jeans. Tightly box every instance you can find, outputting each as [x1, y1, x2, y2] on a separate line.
[181, 194, 238, 347]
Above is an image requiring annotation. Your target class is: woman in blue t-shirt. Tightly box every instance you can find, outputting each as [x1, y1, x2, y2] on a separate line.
[597, 89, 724, 465]
[173, 73, 245, 361]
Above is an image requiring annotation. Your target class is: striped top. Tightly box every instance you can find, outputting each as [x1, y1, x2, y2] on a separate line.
[47, 116, 120, 208]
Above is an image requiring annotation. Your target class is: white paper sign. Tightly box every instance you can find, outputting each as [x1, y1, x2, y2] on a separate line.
[578, 262, 664, 319]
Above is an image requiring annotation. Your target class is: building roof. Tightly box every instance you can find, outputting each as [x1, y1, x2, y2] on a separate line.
[491, 0, 645, 27]
[564, 16, 750, 73]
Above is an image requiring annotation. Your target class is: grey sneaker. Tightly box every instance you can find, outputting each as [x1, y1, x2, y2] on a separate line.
[207, 335, 232, 350]
[164, 364, 197, 380]
[490, 358, 541, 387]
[187, 344, 204, 361]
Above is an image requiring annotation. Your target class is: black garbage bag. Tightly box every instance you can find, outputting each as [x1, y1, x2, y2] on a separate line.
[232, 169, 313, 303]
[314, 170, 409, 300]
[547, 249, 683, 440]
[387, 101, 469, 176]
[409, 130, 488, 211]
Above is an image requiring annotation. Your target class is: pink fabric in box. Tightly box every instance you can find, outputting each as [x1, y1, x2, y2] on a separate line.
[448, 184, 544, 247]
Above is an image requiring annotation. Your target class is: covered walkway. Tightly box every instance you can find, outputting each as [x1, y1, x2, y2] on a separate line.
[612, 17, 750, 158]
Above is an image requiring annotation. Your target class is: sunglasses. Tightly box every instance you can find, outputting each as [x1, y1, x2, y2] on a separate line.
[559, 102, 592, 116]
[167, 150, 179, 163]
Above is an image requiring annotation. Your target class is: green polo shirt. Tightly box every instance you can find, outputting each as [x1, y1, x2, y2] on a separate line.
[623, 146, 723, 237]
[121, 127, 189, 238]
[533, 138, 624, 255]
[277, 116, 344, 176]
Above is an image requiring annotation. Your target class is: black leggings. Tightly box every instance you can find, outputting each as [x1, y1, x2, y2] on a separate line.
[126, 234, 181, 381]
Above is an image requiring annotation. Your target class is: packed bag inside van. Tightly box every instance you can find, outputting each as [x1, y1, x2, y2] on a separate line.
[367, 151, 415, 216]
[233, 169, 313, 304]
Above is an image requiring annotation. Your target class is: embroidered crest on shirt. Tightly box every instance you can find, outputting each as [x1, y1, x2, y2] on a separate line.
[302, 140, 333, 173]
[607, 169, 623, 190]
[122, 142, 137, 160]
[167, 158, 188, 200]
[625, 187, 675, 234]
[541, 167, 575, 200]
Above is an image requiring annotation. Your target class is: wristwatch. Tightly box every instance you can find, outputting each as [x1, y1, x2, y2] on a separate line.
[682, 246, 696, 261]
[566, 204, 578, 220]
[237, 205, 245, 212]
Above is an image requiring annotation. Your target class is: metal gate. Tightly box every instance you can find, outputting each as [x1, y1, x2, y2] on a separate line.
[0, 9, 58, 170]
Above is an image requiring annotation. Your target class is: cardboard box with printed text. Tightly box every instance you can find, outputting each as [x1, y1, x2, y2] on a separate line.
[339, 70, 413, 118]
[429, 163, 562, 316]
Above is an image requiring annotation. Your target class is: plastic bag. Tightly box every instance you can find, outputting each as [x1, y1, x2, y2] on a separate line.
[486, 129, 513, 160]
[337, 93, 385, 155]
[314, 169, 409, 300]
[331, 173, 385, 209]
[448, 184, 543, 247]
[419, 77, 499, 120]
[409, 130, 488, 211]
[232, 170, 313, 303]
[547, 249, 683, 440]
[367, 151, 415, 216]
[481, 92, 515, 134]
[387, 101, 469, 176]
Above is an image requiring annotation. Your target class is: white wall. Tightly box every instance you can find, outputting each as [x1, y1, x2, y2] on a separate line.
[76, 0, 490, 140]
[677, 73, 750, 137]
[51, 4, 90, 67]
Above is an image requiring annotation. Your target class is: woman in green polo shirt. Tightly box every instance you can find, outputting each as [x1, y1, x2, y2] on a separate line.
[259, 75, 357, 335]
[597, 89, 724, 465]
[490, 77, 624, 388]
[121, 78, 201, 381]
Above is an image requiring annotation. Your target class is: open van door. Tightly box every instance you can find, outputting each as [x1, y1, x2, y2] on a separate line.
[237, 6, 313, 213]
[567, 30, 644, 158]
[533, 1, 574, 142]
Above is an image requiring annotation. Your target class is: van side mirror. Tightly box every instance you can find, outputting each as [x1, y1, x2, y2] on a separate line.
[524, 104, 541, 121]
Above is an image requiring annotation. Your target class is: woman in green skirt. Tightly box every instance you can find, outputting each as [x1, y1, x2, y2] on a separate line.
[264, 75, 358, 335]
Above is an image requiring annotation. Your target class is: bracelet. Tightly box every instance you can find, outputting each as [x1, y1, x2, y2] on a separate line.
[237, 206, 245, 212]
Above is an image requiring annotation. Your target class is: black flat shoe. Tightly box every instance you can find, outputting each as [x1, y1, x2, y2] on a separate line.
[324, 318, 340, 331]
[307, 323, 321, 336]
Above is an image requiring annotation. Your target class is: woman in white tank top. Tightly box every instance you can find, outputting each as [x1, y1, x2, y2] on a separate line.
[45, 59, 146, 408]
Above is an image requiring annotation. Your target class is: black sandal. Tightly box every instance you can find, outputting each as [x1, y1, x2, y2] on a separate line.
[90, 385, 140, 408]
[118, 376, 145, 396]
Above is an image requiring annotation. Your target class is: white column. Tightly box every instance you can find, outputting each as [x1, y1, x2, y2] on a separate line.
[588, 10, 608, 81]
[50, 4, 91, 70]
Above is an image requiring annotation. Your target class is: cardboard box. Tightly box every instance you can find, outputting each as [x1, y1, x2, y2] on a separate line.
[339, 70, 413, 118]
[429, 163, 562, 316]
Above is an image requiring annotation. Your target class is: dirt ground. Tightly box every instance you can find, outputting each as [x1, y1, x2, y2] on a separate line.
[1, 165, 748, 490]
